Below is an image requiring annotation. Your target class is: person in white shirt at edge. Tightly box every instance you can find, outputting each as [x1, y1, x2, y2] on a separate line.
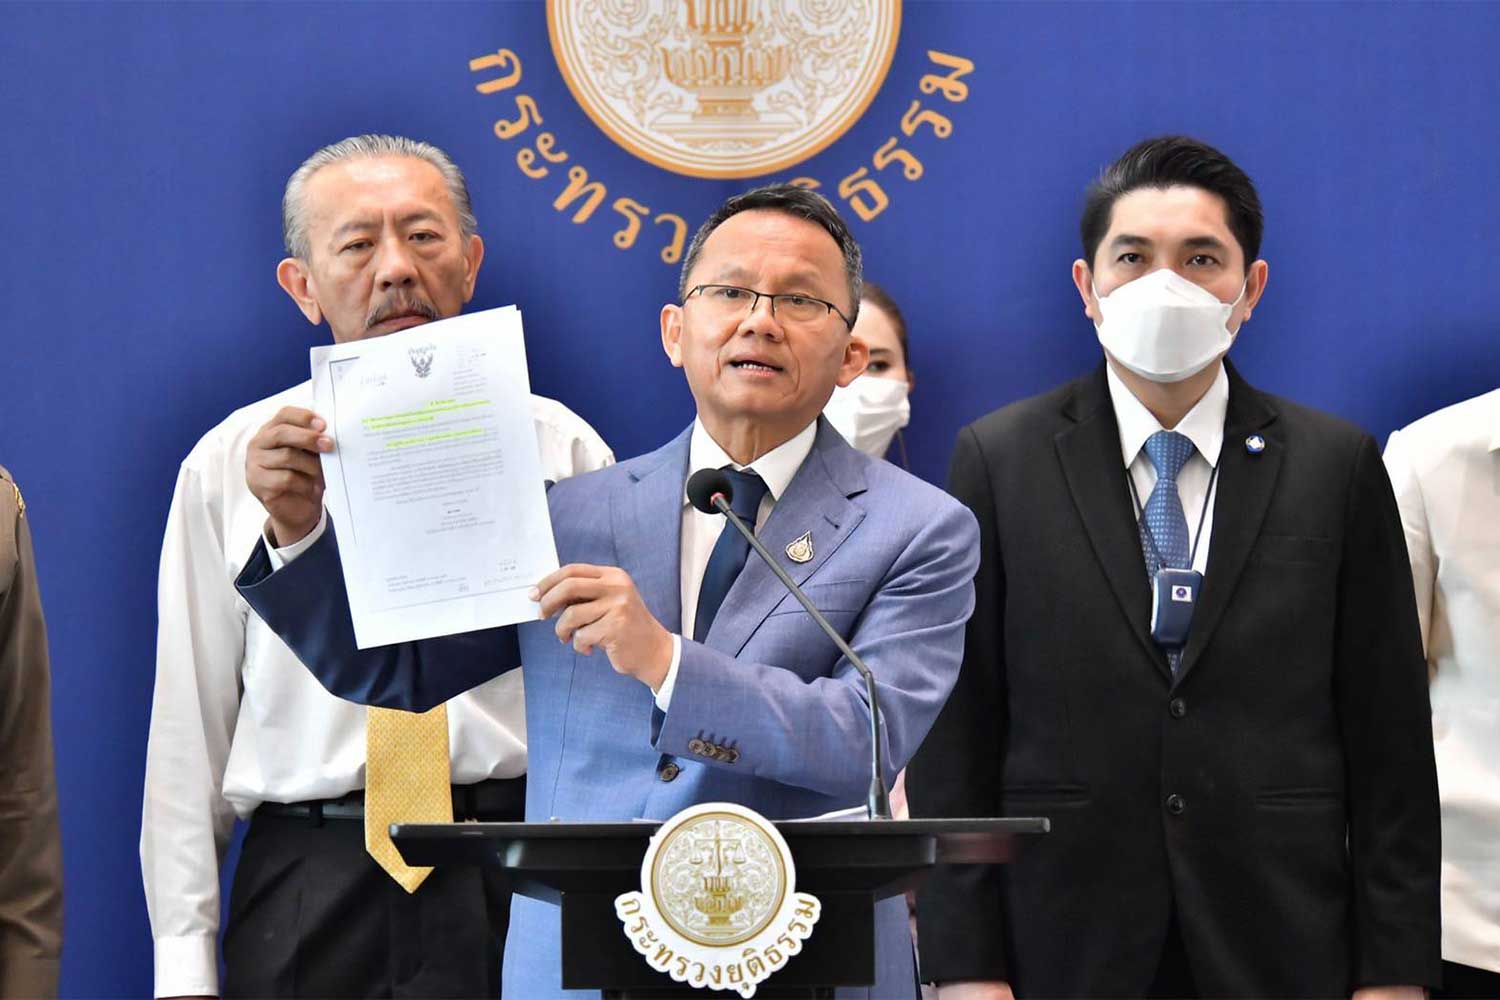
[141, 134, 613, 999]
[1384, 388, 1500, 999]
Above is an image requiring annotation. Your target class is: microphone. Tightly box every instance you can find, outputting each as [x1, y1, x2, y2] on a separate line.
[685, 467, 735, 517]
[685, 468, 894, 820]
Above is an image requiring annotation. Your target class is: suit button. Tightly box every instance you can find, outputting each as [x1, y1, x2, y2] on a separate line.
[688, 738, 706, 755]
[1169, 698, 1187, 719]
[1165, 793, 1186, 815]
[659, 762, 681, 782]
[724, 748, 740, 764]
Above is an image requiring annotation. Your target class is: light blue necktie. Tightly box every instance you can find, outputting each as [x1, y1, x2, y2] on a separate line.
[693, 467, 769, 643]
[1140, 430, 1196, 673]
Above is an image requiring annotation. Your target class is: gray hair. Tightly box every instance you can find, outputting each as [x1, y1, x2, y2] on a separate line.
[281, 133, 478, 259]
[679, 184, 863, 324]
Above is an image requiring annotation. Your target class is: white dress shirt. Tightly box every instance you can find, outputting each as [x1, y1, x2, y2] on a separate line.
[140, 382, 613, 997]
[1106, 362, 1228, 576]
[654, 419, 819, 708]
[1384, 388, 1500, 974]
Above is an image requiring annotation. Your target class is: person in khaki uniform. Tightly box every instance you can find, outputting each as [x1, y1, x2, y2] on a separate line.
[0, 466, 62, 997]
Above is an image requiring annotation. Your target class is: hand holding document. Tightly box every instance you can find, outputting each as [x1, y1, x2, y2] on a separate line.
[311, 306, 558, 648]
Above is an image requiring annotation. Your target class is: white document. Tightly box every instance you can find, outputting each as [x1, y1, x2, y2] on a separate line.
[788, 805, 869, 822]
[310, 306, 558, 648]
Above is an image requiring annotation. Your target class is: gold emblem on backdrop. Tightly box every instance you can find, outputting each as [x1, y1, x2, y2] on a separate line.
[466, 9, 973, 265]
[547, 1, 902, 179]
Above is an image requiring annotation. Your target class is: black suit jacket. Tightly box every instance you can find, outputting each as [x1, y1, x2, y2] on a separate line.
[910, 363, 1441, 997]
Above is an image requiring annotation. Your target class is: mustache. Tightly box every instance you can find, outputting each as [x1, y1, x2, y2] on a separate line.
[366, 294, 439, 330]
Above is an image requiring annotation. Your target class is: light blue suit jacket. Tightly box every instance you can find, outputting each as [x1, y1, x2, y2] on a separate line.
[238, 419, 979, 998]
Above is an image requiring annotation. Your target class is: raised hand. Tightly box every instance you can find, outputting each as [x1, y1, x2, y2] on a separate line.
[246, 406, 333, 546]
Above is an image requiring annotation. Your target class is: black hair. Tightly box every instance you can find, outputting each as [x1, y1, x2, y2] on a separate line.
[678, 183, 863, 321]
[1080, 135, 1263, 271]
[859, 281, 909, 371]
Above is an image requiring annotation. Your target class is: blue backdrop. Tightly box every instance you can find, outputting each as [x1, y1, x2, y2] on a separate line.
[2, 2, 1497, 994]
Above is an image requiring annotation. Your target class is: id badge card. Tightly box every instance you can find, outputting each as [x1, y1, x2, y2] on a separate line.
[1150, 568, 1202, 647]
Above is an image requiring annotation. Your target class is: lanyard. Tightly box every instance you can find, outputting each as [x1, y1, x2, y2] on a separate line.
[1129, 460, 1220, 574]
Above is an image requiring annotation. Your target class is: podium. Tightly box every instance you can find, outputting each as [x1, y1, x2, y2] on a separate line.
[394, 817, 1047, 998]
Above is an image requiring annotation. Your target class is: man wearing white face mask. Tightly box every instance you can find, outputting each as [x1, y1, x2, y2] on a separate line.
[911, 136, 1440, 999]
[825, 281, 913, 463]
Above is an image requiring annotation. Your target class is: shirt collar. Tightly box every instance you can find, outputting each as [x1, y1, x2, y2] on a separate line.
[685, 418, 819, 505]
[1105, 361, 1229, 469]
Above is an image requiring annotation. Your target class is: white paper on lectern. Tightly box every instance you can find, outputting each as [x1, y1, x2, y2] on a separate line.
[310, 306, 558, 648]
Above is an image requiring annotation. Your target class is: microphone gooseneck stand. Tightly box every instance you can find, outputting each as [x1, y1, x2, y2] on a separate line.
[686, 468, 893, 820]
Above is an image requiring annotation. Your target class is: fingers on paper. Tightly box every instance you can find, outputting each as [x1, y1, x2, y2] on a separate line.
[254, 407, 334, 453]
[258, 446, 323, 479]
[531, 563, 607, 606]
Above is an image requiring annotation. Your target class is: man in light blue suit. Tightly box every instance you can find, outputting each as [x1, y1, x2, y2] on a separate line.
[236, 184, 979, 998]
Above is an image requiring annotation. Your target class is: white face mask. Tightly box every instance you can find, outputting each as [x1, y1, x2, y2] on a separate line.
[824, 374, 911, 459]
[1093, 268, 1246, 383]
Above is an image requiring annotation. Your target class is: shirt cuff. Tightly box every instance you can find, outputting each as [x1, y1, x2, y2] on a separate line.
[653, 634, 684, 710]
[153, 933, 219, 997]
[263, 507, 328, 571]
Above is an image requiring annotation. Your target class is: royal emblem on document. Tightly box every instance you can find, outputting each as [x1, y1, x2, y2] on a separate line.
[548, 0, 901, 179]
[615, 802, 822, 996]
[407, 343, 436, 379]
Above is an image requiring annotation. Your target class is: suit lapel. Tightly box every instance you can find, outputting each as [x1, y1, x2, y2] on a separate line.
[612, 426, 689, 632]
[707, 419, 867, 658]
[1176, 364, 1282, 684]
[1054, 368, 1173, 682]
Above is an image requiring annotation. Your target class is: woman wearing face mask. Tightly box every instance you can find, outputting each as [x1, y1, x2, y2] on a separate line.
[823, 281, 914, 465]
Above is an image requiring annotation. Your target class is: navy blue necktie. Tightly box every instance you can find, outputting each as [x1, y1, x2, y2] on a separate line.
[1139, 431, 1195, 673]
[693, 468, 770, 643]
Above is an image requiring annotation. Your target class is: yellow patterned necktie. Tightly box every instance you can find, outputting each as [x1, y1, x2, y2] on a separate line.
[364, 704, 453, 893]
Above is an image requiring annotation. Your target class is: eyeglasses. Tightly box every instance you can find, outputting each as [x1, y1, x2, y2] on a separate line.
[684, 284, 854, 329]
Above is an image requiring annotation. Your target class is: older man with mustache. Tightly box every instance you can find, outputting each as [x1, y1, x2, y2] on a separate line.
[140, 135, 614, 999]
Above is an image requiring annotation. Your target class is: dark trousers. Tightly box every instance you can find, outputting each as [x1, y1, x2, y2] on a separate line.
[223, 783, 521, 998]
[1436, 961, 1500, 999]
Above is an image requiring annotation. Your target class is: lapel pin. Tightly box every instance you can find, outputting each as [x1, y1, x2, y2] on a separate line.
[1245, 434, 1266, 455]
[785, 531, 814, 564]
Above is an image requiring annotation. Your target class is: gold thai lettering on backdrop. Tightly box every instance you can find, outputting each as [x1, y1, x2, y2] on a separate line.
[466, 45, 973, 266]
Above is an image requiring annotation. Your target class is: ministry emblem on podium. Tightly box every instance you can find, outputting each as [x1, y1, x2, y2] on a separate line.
[616, 802, 822, 996]
[548, 0, 902, 179]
